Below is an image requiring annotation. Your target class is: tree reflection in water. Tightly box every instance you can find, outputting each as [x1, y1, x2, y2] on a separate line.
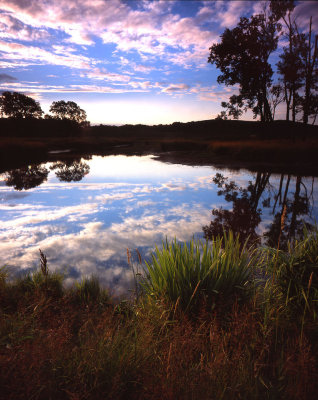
[264, 175, 314, 249]
[4, 159, 90, 190]
[203, 173, 267, 245]
[4, 165, 49, 191]
[204, 173, 315, 249]
[50, 160, 90, 182]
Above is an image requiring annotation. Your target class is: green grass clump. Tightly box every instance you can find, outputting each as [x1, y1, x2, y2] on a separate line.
[71, 276, 110, 305]
[143, 232, 257, 312]
[267, 227, 318, 320]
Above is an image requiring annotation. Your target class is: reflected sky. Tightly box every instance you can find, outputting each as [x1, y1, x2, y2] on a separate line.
[1, 155, 317, 297]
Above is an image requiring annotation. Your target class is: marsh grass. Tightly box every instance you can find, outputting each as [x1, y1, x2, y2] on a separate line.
[1, 232, 318, 399]
[143, 233, 256, 313]
[71, 276, 110, 305]
[266, 227, 318, 324]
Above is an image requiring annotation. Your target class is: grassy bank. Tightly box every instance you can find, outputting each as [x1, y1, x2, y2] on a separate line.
[1, 230, 318, 399]
[1, 118, 318, 175]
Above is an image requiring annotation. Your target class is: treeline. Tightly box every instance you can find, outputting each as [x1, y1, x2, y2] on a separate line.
[209, 0, 318, 124]
[0, 117, 83, 138]
[0, 91, 88, 125]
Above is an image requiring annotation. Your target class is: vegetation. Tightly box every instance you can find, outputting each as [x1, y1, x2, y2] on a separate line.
[0, 91, 87, 125]
[0, 91, 43, 119]
[143, 233, 255, 312]
[208, 0, 318, 124]
[1, 229, 318, 399]
[48, 100, 88, 125]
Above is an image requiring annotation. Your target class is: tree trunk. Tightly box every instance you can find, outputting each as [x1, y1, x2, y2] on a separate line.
[302, 18, 318, 124]
[284, 82, 290, 121]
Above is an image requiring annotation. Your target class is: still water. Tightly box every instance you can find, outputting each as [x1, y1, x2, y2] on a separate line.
[0, 155, 317, 296]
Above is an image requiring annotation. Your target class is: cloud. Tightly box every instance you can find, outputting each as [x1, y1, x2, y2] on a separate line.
[81, 68, 131, 83]
[0, 81, 146, 95]
[162, 83, 190, 93]
[220, 1, 254, 28]
[292, 1, 318, 32]
[0, 195, 212, 295]
[0, 73, 17, 83]
[0, 13, 51, 41]
[0, 0, 218, 69]
[0, 40, 92, 69]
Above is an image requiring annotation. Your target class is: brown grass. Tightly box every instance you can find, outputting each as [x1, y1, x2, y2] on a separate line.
[1, 287, 317, 400]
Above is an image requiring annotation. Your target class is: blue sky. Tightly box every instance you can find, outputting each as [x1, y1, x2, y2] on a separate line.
[0, 0, 317, 125]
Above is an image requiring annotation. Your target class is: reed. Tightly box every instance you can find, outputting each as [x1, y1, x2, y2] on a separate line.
[143, 232, 257, 312]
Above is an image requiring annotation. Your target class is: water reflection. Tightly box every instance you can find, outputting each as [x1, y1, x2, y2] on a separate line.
[4, 165, 49, 191]
[203, 173, 315, 249]
[4, 159, 90, 190]
[264, 175, 314, 249]
[50, 159, 90, 182]
[203, 172, 265, 245]
[0, 155, 317, 295]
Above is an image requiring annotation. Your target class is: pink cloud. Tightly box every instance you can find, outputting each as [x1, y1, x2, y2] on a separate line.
[0, 13, 50, 41]
[0, 0, 219, 68]
[162, 83, 190, 93]
[0, 40, 92, 69]
[82, 68, 131, 83]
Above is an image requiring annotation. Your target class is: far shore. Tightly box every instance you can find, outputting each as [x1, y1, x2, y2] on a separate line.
[1, 118, 318, 175]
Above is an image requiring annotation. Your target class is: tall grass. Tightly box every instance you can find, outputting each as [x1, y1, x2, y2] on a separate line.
[266, 227, 318, 321]
[1, 231, 318, 399]
[143, 232, 257, 312]
[71, 275, 110, 305]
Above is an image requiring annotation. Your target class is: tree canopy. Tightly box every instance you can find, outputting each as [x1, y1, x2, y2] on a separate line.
[208, 0, 318, 124]
[208, 8, 283, 122]
[0, 91, 43, 119]
[49, 100, 87, 124]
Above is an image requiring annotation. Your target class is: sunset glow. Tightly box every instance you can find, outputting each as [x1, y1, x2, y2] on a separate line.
[0, 1, 317, 124]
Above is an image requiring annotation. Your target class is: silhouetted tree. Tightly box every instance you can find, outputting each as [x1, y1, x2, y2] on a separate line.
[202, 173, 269, 245]
[298, 18, 318, 124]
[0, 91, 43, 119]
[5, 165, 49, 190]
[220, 95, 245, 120]
[208, 6, 284, 122]
[269, 84, 285, 119]
[50, 160, 90, 182]
[270, 1, 298, 121]
[49, 100, 87, 124]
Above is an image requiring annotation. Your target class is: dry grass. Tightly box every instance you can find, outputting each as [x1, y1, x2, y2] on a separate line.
[1, 231, 318, 400]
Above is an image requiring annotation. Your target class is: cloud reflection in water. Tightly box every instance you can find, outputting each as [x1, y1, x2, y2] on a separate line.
[1, 155, 317, 297]
[0, 155, 217, 296]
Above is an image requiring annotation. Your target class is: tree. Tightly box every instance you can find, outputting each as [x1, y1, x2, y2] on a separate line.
[50, 160, 90, 182]
[269, 84, 285, 120]
[49, 100, 87, 124]
[5, 165, 49, 190]
[0, 91, 43, 119]
[270, 1, 299, 121]
[202, 173, 270, 246]
[298, 17, 318, 124]
[208, 9, 281, 122]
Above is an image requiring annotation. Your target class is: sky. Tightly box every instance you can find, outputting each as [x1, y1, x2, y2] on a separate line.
[0, 0, 317, 125]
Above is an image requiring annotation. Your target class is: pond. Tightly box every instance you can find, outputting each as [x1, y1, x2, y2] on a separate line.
[1, 154, 317, 296]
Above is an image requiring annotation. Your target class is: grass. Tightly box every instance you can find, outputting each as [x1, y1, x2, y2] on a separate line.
[143, 233, 256, 313]
[1, 230, 318, 399]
